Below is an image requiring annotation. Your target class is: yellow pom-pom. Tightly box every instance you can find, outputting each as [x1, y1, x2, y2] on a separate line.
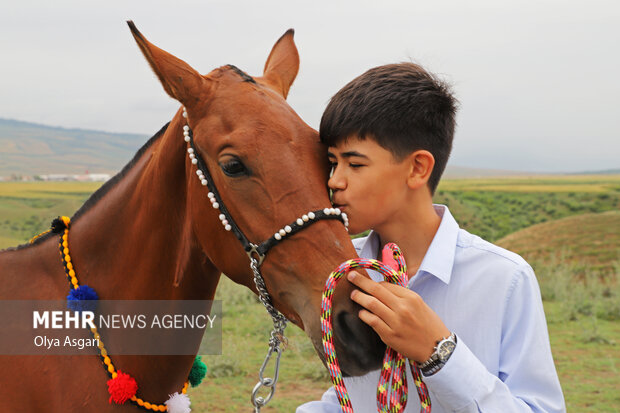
[108, 364, 115, 374]
[144, 402, 151, 409]
[67, 262, 73, 270]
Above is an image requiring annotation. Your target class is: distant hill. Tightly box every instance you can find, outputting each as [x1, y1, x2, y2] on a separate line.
[443, 166, 620, 178]
[0, 118, 149, 177]
[496, 210, 620, 274]
[1, 117, 618, 178]
[573, 168, 620, 175]
[443, 165, 531, 178]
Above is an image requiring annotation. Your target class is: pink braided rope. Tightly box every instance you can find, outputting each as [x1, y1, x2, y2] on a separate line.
[321, 243, 431, 413]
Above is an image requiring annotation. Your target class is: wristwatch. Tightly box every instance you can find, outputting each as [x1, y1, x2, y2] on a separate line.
[417, 332, 457, 376]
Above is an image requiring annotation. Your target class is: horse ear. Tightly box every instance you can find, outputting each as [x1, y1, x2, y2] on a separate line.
[127, 21, 209, 107]
[261, 29, 300, 99]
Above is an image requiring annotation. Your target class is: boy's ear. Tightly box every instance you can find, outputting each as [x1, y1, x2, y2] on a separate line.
[406, 150, 435, 190]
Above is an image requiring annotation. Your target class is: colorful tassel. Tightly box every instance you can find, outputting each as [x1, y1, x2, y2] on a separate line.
[165, 392, 191, 413]
[188, 356, 207, 387]
[50, 216, 70, 233]
[107, 371, 138, 404]
[67, 284, 99, 312]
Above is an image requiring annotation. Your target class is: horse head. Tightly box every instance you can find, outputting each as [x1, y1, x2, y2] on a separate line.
[128, 22, 385, 376]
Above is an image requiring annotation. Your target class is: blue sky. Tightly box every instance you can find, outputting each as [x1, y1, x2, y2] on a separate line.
[1, 0, 618, 172]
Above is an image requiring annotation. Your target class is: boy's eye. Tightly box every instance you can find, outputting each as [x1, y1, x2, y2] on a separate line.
[349, 163, 364, 168]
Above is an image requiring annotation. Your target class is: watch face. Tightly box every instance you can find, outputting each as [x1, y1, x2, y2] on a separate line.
[438, 340, 456, 361]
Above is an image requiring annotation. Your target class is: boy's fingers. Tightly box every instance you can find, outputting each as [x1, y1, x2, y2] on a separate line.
[347, 271, 387, 296]
[357, 309, 392, 338]
[350, 288, 395, 326]
[348, 270, 411, 301]
[381, 282, 413, 298]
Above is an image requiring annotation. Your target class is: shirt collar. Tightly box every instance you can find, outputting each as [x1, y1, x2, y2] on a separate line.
[356, 204, 458, 285]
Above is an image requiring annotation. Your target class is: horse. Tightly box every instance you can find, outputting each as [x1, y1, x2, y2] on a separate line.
[0, 22, 385, 411]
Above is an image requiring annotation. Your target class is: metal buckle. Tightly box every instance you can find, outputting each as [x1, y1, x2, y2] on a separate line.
[247, 243, 265, 266]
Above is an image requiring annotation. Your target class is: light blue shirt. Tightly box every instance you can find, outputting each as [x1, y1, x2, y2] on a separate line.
[297, 205, 565, 412]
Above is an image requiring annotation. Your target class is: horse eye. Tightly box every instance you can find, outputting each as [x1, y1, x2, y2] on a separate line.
[220, 158, 248, 177]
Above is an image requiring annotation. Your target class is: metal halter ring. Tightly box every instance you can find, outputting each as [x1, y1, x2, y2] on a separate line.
[247, 243, 266, 267]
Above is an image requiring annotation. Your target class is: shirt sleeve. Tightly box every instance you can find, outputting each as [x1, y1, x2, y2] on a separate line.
[296, 386, 343, 413]
[423, 264, 565, 412]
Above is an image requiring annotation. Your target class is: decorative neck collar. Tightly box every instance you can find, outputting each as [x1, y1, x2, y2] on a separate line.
[40, 216, 206, 413]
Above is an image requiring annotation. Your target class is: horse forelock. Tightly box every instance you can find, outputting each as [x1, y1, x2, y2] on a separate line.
[225, 64, 256, 84]
[8, 123, 171, 251]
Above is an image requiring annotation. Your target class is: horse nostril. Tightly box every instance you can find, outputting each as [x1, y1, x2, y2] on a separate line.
[334, 310, 385, 376]
[337, 311, 367, 345]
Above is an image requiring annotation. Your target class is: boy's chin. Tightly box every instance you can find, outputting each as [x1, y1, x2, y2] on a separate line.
[347, 225, 368, 236]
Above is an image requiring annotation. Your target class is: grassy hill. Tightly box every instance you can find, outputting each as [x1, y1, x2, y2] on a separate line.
[0, 178, 618, 411]
[0, 118, 148, 177]
[434, 175, 620, 242]
[0, 182, 103, 249]
[496, 210, 620, 274]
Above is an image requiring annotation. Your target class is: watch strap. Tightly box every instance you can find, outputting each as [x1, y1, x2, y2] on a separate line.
[418, 332, 457, 376]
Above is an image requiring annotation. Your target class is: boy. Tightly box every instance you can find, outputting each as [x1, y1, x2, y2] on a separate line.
[297, 63, 565, 412]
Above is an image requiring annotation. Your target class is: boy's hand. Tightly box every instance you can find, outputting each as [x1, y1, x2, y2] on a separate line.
[347, 271, 450, 363]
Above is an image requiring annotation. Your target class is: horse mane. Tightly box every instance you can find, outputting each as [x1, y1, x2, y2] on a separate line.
[8, 122, 170, 251]
[225, 64, 256, 84]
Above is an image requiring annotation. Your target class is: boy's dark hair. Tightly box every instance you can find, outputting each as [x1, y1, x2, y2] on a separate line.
[320, 63, 458, 194]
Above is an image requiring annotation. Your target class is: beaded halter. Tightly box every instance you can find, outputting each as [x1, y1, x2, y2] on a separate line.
[182, 107, 348, 264]
[181, 107, 349, 411]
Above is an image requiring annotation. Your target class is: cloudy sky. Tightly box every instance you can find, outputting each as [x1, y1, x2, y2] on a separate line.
[1, 0, 618, 172]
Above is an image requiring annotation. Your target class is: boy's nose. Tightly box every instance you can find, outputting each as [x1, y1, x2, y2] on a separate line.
[328, 168, 346, 190]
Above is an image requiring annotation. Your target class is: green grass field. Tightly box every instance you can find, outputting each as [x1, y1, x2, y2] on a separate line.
[1, 176, 619, 411]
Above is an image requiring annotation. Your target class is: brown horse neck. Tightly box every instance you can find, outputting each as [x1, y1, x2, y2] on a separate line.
[43, 114, 220, 403]
[65, 112, 220, 301]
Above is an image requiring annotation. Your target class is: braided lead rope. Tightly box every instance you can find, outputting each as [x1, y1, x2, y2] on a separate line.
[321, 243, 431, 413]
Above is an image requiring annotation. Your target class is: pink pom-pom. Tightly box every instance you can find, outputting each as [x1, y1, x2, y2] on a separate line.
[107, 371, 138, 404]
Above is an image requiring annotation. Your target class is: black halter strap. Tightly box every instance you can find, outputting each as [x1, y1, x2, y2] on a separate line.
[187, 128, 347, 265]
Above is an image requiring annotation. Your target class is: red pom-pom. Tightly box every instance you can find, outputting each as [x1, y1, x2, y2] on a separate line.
[107, 371, 138, 404]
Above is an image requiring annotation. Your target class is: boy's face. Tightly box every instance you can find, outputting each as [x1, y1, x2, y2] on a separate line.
[328, 136, 412, 235]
